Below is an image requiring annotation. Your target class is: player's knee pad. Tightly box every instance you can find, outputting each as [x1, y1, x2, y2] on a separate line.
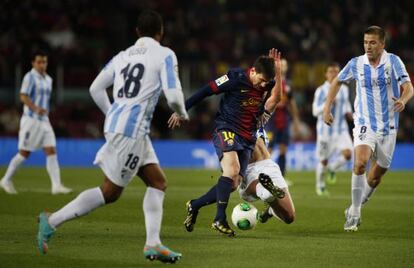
[256, 183, 275, 203]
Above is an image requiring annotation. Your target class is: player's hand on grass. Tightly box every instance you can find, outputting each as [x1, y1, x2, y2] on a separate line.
[168, 112, 186, 129]
[392, 97, 405, 112]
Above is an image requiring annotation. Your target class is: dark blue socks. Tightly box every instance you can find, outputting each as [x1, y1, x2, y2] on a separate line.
[214, 176, 233, 222]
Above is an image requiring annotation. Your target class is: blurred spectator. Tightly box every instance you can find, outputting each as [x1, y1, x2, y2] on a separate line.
[0, 0, 413, 141]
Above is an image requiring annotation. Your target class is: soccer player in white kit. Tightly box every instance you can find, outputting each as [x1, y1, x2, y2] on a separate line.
[238, 128, 295, 225]
[323, 26, 413, 232]
[312, 63, 353, 196]
[0, 51, 72, 195]
[37, 11, 188, 263]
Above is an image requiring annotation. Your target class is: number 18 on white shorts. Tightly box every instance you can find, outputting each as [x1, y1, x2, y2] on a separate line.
[94, 132, 159, 187]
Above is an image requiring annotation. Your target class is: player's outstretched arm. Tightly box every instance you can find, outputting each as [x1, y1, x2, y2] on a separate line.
[393, 81, 414, 113]
[323, 76, 341, 126]
[264, 48, 282, 113]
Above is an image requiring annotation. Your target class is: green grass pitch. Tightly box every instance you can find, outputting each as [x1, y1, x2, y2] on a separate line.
[0, 167, 413, 267]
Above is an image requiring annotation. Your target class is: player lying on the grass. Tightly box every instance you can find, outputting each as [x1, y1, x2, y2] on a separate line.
[36, 10, 188, 263]
[238, 127, 295, 224]
[183, 127, 294, 233]
[323, 26, 414, 232]
[170, 50, 284, 236]
[312, 63, 353, 196]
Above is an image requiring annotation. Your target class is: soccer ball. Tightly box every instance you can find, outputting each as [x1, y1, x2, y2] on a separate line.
[231, 202, 258, 230]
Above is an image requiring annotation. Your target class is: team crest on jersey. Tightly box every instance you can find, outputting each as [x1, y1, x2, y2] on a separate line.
[215, 75, 229, 86]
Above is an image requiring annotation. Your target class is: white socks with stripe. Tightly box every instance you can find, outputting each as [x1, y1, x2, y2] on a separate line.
[316, 162, 327, 190]
[46, 154, 61, 188]
[349, 173, 365, 217]
[256, 183, 275, 203]
[48, 187, 105, 228]
[1, 153, 26, 183]
[362, 179, 376, 205]
[143, 187, 164, 247]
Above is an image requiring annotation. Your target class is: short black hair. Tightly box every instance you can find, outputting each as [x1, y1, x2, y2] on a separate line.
[327, 62, 340, 69]
[253, 56, 275, 80]
[137, 10, 163, 37]
[31, 50, 47, 61]
[364, 25, 385, 41]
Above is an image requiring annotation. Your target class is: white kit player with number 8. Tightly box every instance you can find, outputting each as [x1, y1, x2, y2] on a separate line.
[323, 26, 413, 232]
[37, 10, 188, 263]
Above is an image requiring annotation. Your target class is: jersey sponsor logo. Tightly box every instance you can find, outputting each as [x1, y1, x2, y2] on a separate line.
[241, 97, 261, 107]
[215, 75, 229, 86]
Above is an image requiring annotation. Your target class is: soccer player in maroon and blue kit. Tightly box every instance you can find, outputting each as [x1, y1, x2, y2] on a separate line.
[169, 49, 282, 236]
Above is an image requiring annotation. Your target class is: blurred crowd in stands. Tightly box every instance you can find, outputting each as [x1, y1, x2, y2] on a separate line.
[1, 0, 413, 142]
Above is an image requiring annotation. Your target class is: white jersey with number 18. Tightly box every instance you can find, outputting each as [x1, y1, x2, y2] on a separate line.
[97, 36, 186, 138]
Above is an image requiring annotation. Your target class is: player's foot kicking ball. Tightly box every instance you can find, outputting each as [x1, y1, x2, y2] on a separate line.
[211, 220, 235, 237]
[143, 244, 182, 264]
[258, 173, 285, 199]
[37, 212, 55, 255]
[184, 200, 198, 232]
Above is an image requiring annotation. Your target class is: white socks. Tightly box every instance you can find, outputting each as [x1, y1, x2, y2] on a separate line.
[316, 162, 327, 190]
[256, 183, 275, 203]
[143, 187, 165, 246]
[328, 154, 348, 172]
[46, 154, 61, 188]
[350, 173, 365, 217]
[1, 153, 26, 183]
[362, 179, 376, 205]
[48, 187, 105, 228]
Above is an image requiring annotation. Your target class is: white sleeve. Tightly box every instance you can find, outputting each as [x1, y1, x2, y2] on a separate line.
[343, 86, 353, 113]
[89, 58, 115, 114]
[20, 73, 33, 95]
[338, 59, 355, 82]
[391, 55, 411, 87]
[312, 88, 325, 117]
[160, 51, 188, 119]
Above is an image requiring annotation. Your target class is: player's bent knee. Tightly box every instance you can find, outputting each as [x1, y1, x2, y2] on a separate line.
[284, 213, 295, 224]
[102, 190, 122, 204]
[343, 150, 352, 160]
[149, 180, 167, 191]
[353, 161, 367, 174]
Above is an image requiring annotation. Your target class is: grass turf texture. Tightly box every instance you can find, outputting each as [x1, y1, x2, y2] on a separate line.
[0, 167, 413, 267]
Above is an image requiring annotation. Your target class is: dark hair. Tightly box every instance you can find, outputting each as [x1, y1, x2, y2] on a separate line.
[137, 10, 163, 37]
[364, 25, 385, 41]
[31, 50, 47, 61]
[253, 56, 275, 80]
[327, 62, 340, 69]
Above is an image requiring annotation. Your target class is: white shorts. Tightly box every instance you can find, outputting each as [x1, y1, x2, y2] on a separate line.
[238, 159, 288, 202]
[353, 125, 396, 169]
[316, 132, 353, 160]
[94, 132, 159, 187]
[18, 115, 56, 151]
